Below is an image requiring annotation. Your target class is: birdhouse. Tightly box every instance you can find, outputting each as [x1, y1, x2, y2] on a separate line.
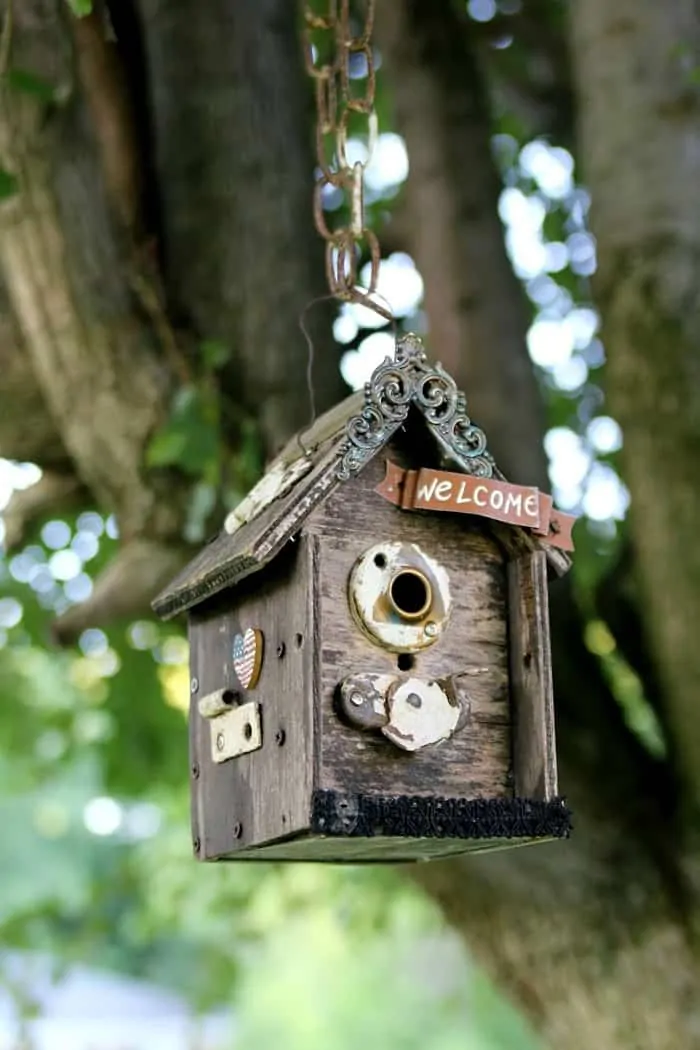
[153, 334, 574, 862]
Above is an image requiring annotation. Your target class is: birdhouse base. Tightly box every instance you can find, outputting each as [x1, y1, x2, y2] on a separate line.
[212, 791, 571, 863]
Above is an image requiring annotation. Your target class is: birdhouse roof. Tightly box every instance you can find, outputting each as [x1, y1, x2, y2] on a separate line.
[152, 334, 570, 620]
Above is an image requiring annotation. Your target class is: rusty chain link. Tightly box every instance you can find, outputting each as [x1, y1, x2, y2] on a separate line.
[302, 0, 393, 320]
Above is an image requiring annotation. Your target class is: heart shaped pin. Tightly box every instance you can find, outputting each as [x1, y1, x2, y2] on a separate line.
[232, 628, 264, 690]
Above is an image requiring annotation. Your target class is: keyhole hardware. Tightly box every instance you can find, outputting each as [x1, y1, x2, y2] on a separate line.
[388, 568, 433, 621]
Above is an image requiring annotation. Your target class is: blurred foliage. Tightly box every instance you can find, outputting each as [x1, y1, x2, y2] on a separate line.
[0, 169, 18, 199]
[6, 70, 57, 103]
[0, 1, 661, 1046]
[147, 342, 265, 545]
[232, 910, 539, 1050]
[65, 0, 93, 16]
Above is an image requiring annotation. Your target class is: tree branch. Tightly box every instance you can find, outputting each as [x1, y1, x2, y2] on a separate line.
[52, 537, 188, 645]
[0, 2, 193, 640]
[2, 472, 86, 552]
[70, 4, 143, 236]
[0, 303, 72, 469]
[0, 3, 180, 538]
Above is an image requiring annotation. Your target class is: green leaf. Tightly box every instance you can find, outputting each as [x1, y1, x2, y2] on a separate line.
[146, 384, 221, 479]
[0, 168, 19, 199]
[7, 69, 56, 103]
[65, 0, 93, 14]
[542, 205, 566, 244]
[101, 633, 187, 795]
[201, 339, 231, 371]
[145, 429, 188, 469]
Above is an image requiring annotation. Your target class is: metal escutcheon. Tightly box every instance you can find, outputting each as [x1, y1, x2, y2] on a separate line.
[348, 541, 452, 652]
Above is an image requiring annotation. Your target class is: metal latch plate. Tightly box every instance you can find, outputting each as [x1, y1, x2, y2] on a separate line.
[208, 701, 262, 764]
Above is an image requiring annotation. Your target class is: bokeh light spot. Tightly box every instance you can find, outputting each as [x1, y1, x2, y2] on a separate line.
[83, 796, 123, 836]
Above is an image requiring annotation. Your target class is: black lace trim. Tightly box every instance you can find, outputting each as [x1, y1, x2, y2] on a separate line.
[311, 791, 572, 840]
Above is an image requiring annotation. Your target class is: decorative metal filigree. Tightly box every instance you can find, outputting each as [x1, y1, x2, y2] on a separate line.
[431, 390, 494, 477]
[336, 356, 412, 481]
[336, 333, 496, 480]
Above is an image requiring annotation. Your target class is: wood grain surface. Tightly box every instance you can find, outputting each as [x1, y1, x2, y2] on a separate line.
[508, 549, 558, 799]
[219, 833, 538, 862]
[307, 451, 513, 801]
[189, 540, 314, 859]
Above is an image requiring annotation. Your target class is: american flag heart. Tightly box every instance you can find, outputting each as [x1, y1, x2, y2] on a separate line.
[232, 628, 263, 689]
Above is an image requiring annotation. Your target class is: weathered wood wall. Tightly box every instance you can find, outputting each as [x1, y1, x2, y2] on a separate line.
[189, 541, 314, 859]
[307, 451, 513, 801]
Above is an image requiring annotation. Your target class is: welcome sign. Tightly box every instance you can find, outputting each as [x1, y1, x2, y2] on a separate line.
[375, 460, 575, 552]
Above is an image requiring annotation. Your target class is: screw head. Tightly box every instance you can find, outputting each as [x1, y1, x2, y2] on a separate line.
[349, 691, 364, 707]
[276, 642, 286, 658]
[216, 732, 225, 752]
[424, 621, 438, 638]
[190, 677, 199, 694]
[191, 762, 200, 779]
[193, 836, 201, 854]
[275, 728, 286, 746]
[232, 822, 242, 839]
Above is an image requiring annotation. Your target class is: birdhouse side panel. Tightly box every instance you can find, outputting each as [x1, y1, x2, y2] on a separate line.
[189, 540, 315, 860]
[508, 549, 558, 800]
[305, 454, 512, 801]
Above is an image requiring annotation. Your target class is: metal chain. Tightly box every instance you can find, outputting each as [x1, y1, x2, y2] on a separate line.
[302, 0, 392, 320]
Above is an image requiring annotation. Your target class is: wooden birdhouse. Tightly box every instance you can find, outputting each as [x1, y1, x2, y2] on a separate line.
[153, 334, 574, 862]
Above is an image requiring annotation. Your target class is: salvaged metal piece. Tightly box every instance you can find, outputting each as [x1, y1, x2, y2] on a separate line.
[338, 672, 470, 752]
[382, 677, 467, 752]
[337, 335, 496, 482]
[232, 628, 264, 689]
[376, 461, 576, 552]
[338, 672, 393, 730]
[197, 691, 262, 765]
[348, 540, 452, 652]
[152, 333, 574, 863]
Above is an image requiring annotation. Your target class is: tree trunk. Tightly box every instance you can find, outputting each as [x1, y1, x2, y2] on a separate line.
[0, 0, 344, 638]
[376, 3, 700, 1046]
[415, 842, 700, 1050]
[135, 0, 346, 456]
[570, 0, 700, 812]
[375, 0, 548, 488]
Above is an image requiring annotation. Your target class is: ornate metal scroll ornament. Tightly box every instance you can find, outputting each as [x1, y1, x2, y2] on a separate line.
[431, 389, 495, 478]
[336, 333, 496, 480]
[336, 356, 412, 481]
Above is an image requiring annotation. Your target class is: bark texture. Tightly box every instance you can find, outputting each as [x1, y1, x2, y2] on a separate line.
[375, 0, 548, 488]
[0, 0, 343, 639]
[377, 3, 700, 1047]
[136, 0, 346, 456]
[570, 0, 700, 809]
